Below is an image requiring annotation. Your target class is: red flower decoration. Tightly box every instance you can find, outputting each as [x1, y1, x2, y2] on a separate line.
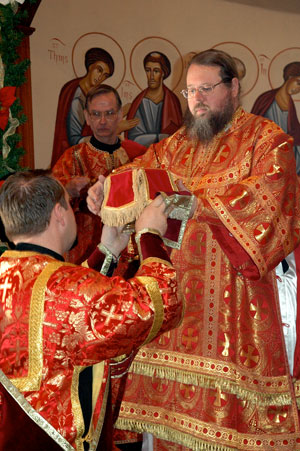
[0, 86, 16, 130]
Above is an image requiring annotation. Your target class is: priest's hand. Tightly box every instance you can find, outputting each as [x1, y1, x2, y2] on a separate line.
[135, 195, 169, 237]
[87, 175, 106, 215]
[101, 224, 130, 259]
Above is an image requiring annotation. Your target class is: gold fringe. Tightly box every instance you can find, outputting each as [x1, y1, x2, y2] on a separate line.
[130, 361, 292, 406]
[100, 169, 193, 229]
[101, 169, 149, 227]
[115, 418, 236, 451]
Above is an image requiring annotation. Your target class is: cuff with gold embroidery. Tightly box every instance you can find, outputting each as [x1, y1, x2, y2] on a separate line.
[161, 191, 195, 249]
[135, 230, 171, 263]
[84, 244, 118, 276]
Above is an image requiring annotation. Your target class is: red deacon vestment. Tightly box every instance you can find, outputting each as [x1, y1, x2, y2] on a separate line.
[0, 232, 182, 450]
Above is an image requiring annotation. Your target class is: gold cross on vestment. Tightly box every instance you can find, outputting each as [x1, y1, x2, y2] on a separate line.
[0, 277, 12, 309]
[102, 304, 123, 326]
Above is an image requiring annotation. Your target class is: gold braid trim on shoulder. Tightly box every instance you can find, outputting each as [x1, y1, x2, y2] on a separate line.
[130, 361, 292, 406]
[12, 261, 70, 392]
[0, 369, 73, 450]
[135, 276, 164, 346]
[114, 147, 130, 166]
[74, 146, 86, 176]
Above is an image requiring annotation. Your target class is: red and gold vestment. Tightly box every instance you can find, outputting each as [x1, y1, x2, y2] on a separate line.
[0, 236, 182, 450]
[52, 138, 146, 264]
[115, 108, 300, 450]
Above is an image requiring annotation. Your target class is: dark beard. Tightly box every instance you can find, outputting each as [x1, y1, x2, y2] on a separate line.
[183, 97, 235, 144]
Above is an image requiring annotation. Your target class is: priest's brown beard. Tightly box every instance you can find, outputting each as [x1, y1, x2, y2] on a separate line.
[183, 96, 235, 144]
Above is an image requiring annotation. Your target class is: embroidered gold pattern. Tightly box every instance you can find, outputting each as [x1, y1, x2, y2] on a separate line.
[129, 348, 292, 406]
[71, 366, 85, 451]
[11, 261, 69, 392]
[135, 276, 164, 346]
[116, 405, 300, 450]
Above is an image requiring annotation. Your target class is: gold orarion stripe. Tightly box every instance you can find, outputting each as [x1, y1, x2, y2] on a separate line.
[135, 276, 164, 346]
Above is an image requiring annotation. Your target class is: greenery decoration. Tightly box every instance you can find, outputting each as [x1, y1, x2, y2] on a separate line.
[0, 0, 37, 179]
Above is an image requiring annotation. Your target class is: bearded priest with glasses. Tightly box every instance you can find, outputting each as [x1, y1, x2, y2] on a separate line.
[87, 49, 300, 450]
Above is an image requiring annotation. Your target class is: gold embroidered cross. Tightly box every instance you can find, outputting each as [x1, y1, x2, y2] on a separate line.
[0, 277, 12, 309]
[102, 304, 123, 326]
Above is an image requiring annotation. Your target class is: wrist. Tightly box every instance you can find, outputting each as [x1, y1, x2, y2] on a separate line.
[135, 228, 162, 241]
[98, 243, 119, 263]
[135, 230, 170, 263]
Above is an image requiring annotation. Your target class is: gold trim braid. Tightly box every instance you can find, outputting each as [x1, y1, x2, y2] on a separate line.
[135, 276, 164, 346]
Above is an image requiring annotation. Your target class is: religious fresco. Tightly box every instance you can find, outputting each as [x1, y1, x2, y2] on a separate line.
[251, 48, 300, 174]
[50, 34, 184, 165]
[212, 42, 259, 97]
[124, 37, 184, 147]
[51, 32, 128, 166]
[50, 32, 300, 168]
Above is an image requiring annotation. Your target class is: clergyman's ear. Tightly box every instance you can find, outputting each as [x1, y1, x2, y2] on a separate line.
[52, 202, 65, 226]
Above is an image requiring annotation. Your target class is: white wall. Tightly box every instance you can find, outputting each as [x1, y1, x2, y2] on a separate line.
[30, 0, 300, 168]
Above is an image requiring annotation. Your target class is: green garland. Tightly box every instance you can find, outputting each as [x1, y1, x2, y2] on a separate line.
[0, 0, 37, 179]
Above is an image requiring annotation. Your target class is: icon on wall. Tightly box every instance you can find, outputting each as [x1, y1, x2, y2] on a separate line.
[51, 32, 126, 167]
[125, 37, 184, 148]
[212, 41, 259, 97]
[251, 48, 300, 174]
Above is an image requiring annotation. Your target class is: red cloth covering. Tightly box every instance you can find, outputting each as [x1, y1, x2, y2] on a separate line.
[101, 168, 191, 252]
[124, 84, 182, 139]
[101, 168, 176, 225]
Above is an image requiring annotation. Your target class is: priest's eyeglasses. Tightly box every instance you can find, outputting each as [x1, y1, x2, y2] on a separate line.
[181, 81, 224, 99]
[88, 110, 118, 121]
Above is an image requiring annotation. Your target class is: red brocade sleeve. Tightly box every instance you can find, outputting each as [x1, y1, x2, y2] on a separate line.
[42, 235, 181, 367]
[193, 124, 300, 280]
